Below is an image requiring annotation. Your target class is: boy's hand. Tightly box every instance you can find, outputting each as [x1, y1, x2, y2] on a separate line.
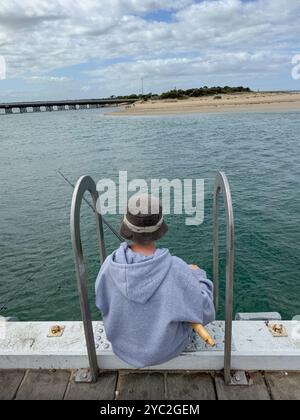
[190, 264, 200, 270]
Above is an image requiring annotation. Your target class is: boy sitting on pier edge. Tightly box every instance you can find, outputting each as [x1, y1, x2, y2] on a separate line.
[95, 194, 215, 367]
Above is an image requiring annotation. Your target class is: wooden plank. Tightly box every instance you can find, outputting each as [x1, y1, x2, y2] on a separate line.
[166, 373, 216, 400]
[215, 372, 271, 400]
[0, 370, 26, 400]
[65, 372, 118, 400]
[116, 372, 165, 400]
[265, 372, 300, 400]
[15, 370, 71, 400]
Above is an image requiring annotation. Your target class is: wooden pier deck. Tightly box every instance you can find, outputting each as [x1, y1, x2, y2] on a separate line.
[1, 370, 300, 400]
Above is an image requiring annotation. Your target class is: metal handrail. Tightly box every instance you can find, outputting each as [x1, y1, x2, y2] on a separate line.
[70, 172, 235, 384]
[213, 172, 235, 385]
[70, 176, 106, 382]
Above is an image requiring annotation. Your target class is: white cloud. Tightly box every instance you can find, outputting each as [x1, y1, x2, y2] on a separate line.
[27, 76, 69, 82]
[84, 51, 288, 95]
[0, 0, 299, 98]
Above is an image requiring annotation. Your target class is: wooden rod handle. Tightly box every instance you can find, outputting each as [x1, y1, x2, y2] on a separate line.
[191, 323, 216, 347]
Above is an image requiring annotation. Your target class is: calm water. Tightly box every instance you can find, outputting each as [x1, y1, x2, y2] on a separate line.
[0, 109, 300, 321]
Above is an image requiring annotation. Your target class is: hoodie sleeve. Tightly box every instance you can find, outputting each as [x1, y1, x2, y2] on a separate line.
[95, 256, 112, 315]
[171, 259, 216, 326]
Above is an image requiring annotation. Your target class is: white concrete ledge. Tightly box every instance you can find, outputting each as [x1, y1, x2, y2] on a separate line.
[1, 321, 300, 371]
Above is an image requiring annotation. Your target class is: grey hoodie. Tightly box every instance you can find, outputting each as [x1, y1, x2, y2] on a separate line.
[95, 243, 215, 368]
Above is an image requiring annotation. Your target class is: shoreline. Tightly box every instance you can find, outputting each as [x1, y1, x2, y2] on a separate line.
[107, 92, 300, 116]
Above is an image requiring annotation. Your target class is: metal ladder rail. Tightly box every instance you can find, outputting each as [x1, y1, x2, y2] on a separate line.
[213, 172, 235, 385]
[70, 176, 106, 382]
[70, 172, 236, 384]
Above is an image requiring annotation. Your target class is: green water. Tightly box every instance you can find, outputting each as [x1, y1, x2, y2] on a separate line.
[0, 109, 300, 321]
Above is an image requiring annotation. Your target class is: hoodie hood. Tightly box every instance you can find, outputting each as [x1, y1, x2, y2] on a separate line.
[107, 243, 172, 304]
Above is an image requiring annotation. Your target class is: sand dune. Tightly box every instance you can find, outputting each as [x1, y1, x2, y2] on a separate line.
[108, 92, 300, 116]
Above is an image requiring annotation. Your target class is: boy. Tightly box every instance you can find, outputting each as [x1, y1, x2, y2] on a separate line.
[95, 194, 215, 368]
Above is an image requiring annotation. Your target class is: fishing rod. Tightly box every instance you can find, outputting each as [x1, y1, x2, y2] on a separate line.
[57, 170, 124, 242]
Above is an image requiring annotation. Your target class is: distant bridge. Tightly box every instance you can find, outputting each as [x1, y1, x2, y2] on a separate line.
[0, 98, 136, 115]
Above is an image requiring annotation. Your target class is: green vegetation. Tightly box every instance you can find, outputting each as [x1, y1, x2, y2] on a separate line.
[162, 86, 251, 99]
[113, 86, 251, 101]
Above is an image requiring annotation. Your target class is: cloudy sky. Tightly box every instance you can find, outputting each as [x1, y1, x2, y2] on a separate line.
[0, 0, 299, 101]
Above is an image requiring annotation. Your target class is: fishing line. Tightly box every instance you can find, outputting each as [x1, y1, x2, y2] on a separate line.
[57, 170, 123, 242]
[23, 172, 124, 292]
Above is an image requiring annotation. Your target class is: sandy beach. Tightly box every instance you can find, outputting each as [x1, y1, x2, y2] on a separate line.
[109, 92, 300, 116]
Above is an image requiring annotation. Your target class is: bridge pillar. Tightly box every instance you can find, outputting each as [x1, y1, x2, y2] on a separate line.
[20, 107, 27, 114]
[33, 106, 41, 112]
[45, 106, 53, 112]
[57, 105, 65, 111]
[5, 108, 13, 114]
